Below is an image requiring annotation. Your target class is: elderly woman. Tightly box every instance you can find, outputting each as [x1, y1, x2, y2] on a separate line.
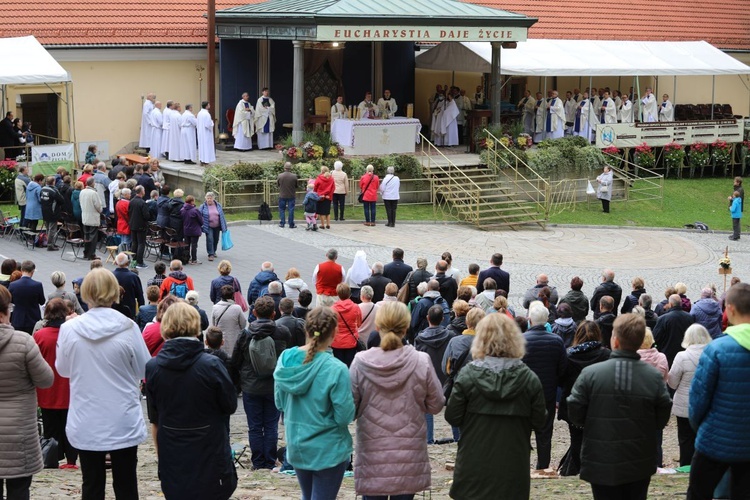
[211, 285, 247, 359]
[283, 268, 308, 305]
[48, 270, 85, 315]
[359, 164, 380, 226]
[690, 287, 722, 338]
[595, 165, 613, 213]
[180, 195, 204, 265]
[186, 290, 210, 332]
[331, 160, 349, 222]
[668, 324, 712, 466]
[350, 301, 444, 500]
[0, 285, 54, 498]
[406, 257, 433, 302]
[56, 268, 151, 499]
[25, 174, 44, 231]
[379, 166, 400, 227]
[199, 191, 228, 262]
[210, 260, 242, 305]
[446, 313, 546, 499]
[145, 302, 237, 500]
[313, 166, 335, 229]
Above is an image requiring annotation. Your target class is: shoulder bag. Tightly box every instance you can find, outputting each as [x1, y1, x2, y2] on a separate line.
[233, 278, 249, 312]
[397, 270, 414, 304]
[339, 312, 366, 352]
[442, 347, 471, 401]
[357, 174, 375, 204]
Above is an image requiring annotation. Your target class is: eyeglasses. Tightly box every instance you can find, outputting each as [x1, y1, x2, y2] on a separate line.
[8, 304, 13, 313]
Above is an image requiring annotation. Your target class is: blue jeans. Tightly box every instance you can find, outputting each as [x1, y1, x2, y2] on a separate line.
[205, 226, 220, 256]
[425, 413, 460, 444]
[295, 460, 348, 500]
[242, 392, 280, 469]
[363, 201, 376, 222]
[278, 198, 295, 227]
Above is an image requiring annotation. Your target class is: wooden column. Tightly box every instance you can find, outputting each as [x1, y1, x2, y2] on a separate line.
[490, 41, 502, 125]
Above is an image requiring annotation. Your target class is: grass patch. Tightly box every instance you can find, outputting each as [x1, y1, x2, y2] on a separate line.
[224, 203, 441, 223]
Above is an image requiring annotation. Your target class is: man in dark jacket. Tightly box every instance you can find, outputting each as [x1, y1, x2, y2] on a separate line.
[230, 296, 291, 470]
[8, 260, 45, 333]
[522, 274, 559, 310]
[434, 260, 458, 307]
[276, 162, 298, 228]
[522, 301, 567, 471]
[276, 298, 305, 347]
[113, 252, 145, 319]
[476, 253, 510, 294]
[653, 294, 695, 367]
[383, 247, 413, 289]
[591, 269, 623, 320]
[638, 294, 658, 330]
[595, 296, 617, 348]
[0, 112, 15, 156]
[39, 175, 64, 251]
[568, 314, 672, 500]
[128, 185, 151, 269]
[247, 262, 284, 321]
[409, 280, 450, 341]
[558, 276, 589, 323]
[359, 262, 392, 303]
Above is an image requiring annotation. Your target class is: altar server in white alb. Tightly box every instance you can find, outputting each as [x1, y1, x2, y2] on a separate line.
[180, 104, 198, 165]
[659, 94, 675, 122]
[233, 92, 255, 151]
[161, 100, 174, 159]
[331, 96, 347, 123]
[377, 89, 397, 119]
[564, 91, 578, 135]
[574, 91, 592, 140]
[620, 94, 634, 123]
[254, 88, 275, 149]
[432, 93, 460, 146]
[139, 93, 155, 149]
[600, 91, 617, 124]
[641, 88, 658, 122]
[546, 90, 565, 140]
[168, 102, 183, 161]
[358, 92, 379, 120]
[149, 101, 164, 159]
[197, 101, 216, 165]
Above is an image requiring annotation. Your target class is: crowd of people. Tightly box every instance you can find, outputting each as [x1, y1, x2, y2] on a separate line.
[0, 242, 748, 500]
[0, 111, 34, 160]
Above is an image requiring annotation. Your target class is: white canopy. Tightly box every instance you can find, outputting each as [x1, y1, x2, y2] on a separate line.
[0, 36, 71, 84]
[416, 40, 750, 76]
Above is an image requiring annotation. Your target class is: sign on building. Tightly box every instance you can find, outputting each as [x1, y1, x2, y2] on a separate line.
[596, 120, 745, 148]
[316, 26, 528, 42]
[31, 144, 76, 176]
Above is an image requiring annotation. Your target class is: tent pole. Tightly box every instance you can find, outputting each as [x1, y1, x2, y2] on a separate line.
[637, 77, 642, 122]
[673, 77, 677, 110]
[68, 81, 79, 165]
[589, 76, 592, 142]
[711, 75, 715, 119]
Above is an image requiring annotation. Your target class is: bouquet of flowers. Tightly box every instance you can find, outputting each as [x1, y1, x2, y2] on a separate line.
[326, 144, 345, 158]
[304, 143, 324, 160]
[663, 142, 686, 172]
[281, 146, 303, 160]
[720, 256, 731, 269]
[711, 139, 732, 165]
[689, 142, 710, 168]
[515, 133, 533, 150]
[633, 142, 655, 169]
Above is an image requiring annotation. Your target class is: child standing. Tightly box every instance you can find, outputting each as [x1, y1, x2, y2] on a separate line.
[204, 326, 230, 372]
[729, 190, 742, 241]
[303, 182, 320, 231]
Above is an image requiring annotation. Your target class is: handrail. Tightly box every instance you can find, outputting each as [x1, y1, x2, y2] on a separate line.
[419, 134, 482, 193]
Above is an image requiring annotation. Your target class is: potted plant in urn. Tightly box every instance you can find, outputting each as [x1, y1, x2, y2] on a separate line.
[711, 139, 732, 176]
[688, 142, 710, 178]
[663, 142, 686, 179]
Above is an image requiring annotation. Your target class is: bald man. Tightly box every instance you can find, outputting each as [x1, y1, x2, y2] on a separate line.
[522, 274, 560, 310]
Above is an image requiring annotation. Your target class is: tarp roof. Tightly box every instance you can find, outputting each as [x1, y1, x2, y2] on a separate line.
[416, 40, 750, 76]
[0, 36, 71, 84]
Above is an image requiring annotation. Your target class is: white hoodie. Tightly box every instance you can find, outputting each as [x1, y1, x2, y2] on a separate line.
[283, 277, 309, 305]
[56, 307, 151, 451]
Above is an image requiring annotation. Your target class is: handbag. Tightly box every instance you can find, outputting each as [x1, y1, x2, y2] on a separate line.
[233, 278, 249, 312]
[358, 173, 376, 204]
[221, 230, 234, 251]
[339, 312, 366, 352]
[40, 437, 59, 469]
[397, 271, 414, 304]
[599, 185, 609, 193]
[442, 347, 471, 401]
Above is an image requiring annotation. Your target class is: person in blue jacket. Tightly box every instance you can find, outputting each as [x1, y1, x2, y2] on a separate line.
[24, 173, 44, 231]
[728, 190, 742, 241]
[274, 306, 355, 500]
[688, 282, 750, 499]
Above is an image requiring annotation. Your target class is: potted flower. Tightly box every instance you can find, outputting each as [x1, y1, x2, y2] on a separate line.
[663, 142, 686, 178]
[719, 255, 732, 274]
[712, 139, 732, 175]
[633, 142, 655, 174]
[515, 133, 533, 150]
[688, 142, 710, 178]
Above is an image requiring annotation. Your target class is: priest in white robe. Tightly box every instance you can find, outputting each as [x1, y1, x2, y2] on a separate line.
[546, 91, 565, 140]
[564, 91, 578, 135]
[233, 92, 255, 151]
[620, 94, 634, 123]
[430, 95, 446, 145]
[148, 102, 163, 160]
[254, 88, 275, 149]
[641, 88, 658, 122]
[180, 104, 197, 164]
[590, 89, 601, 123]
[168, 102, 184, 161]
[613, 91, 623, 122]
[197, 101, 216, 165]
[600, 91, 617, 124]
[139, 93, 155, 149]
[434, 95, 460, 147]
[659, 94, 675, 122]
[534, 92, 545, 143]
[161, 101, 175, 159]
[358, 92, 379, 120]
[377, 90, 397, 119]
[518, 90, 535, 136]
[574, 92, 591, 140]
[331, 96, 347, 123]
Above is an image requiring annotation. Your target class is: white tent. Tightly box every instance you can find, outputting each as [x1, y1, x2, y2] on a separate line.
[0, 36, 71, 84]
[416, 40, 750, 76]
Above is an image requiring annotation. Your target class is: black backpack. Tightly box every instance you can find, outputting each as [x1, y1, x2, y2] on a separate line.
[258, 202, 272, 221]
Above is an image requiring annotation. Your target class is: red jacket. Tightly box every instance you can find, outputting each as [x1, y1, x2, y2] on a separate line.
[116, 199, 130, 235]
[332, 299, 362, 349]
[159, 273, 195, 300]
[142, 322, 164, 356]
[359, 173, 380, 202]
[33, 326, 70, 409]
[314, 173, 335, 200]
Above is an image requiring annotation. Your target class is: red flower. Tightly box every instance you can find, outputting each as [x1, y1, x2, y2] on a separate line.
[635, 142, 652, 154]
[664, 142, 683, 152]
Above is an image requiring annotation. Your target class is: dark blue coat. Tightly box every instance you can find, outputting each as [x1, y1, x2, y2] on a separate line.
[522, 325, 567, 403]
[113, 268, 144, 319]
[476, 266, 510, 294]
[8, 276, 45, 333]
[145, 338, 237, 500]
[383, 259, 413, 288]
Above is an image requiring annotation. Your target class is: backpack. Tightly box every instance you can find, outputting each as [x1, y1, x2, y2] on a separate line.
[34, 231, 48, 248]
[258, 202, 272, 221]
[169, 280, 189, 298]
[417, 296, 451, 332]
[248, 335, 277, 377]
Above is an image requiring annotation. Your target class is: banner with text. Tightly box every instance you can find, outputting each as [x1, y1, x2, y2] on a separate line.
[316, 26, 527, 42]
[31, 144, 76, 176]
[596, 120, 745, 148]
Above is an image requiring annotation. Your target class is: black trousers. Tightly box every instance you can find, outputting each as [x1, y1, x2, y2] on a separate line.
[533, 399, 556, 469]
[83, 224, 99, 258]
[591, 477, 650, 500]
[384, 199, 398, 226]
[41, 408, 78, 464]
[601, 198, 610, 213]
[676, 416, 696, 466]
[131, 229, 146, 264]
[79, 446, 139, 500]
[558, 424, 583, 476]
[687, 451, 750, 500]
[333, 193, 346, 220]
[332, 347, 357, 368]
[18, 204, 26, 228]
[732, 217, 741, 239]
[0, 476, 32, 500]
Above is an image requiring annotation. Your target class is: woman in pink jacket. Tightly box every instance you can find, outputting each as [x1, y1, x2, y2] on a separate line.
[349, 301, 444, 500]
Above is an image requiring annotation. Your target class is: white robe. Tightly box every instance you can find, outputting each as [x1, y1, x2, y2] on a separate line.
[564, 98, 578, 129]
[588, 98, 599, 132]
[233, 99, 255, 150]
[659, 100, 675, 122]
[196, 108, 216, 163]
[614, 96, 622, 121]
[168, 109, 183, 161]
[547, 97, 565, 139]
[149, 108, 163, 159]
[433, 100, 460, 146]
[331, 103, 347, 123]
[254, 96, 276, 149]
[574, 100, 591, 140]
[161, 108, 173, 157]
[358, 100, 379, 120]
[591, 96, 602, 122]
[180, 110, 197, 162]
[534, 99, 545, 142]
[601, 97, 617, 124]
[377, 97, 397, 119]
[620, 101, 634, 123]
[139, 99, 153, 148]
[641, 94, 658, 122]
